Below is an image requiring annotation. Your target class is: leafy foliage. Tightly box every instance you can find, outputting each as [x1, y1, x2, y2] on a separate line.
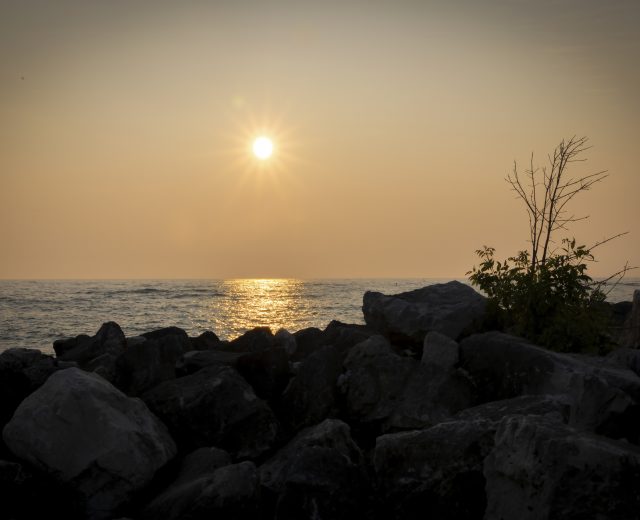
[467, 136, 627, 353]
[468, 240, 610, 352]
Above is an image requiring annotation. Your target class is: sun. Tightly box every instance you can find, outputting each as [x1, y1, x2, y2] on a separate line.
[252, 136, 274, 160]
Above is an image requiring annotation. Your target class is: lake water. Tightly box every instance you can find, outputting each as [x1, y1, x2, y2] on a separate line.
[1, 278, 638, 354]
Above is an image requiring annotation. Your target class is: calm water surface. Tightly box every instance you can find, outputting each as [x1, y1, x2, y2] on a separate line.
[0, 278, 638, 354]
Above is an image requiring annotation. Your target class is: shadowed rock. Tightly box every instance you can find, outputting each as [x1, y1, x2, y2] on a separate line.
[291, 327, 324, 360]
[142, 365, 278, 458]
[225, 327, 275, 353]
[0, 348, 73, 434]
[278, 345, 342, 433]
[454, 394, 572, 424]
[421, 330, 459, 371]
[608, 347, 640, 377]
[339, 335, 475, 437]
[143, 448, 259, 520]
[374, 419, 495, 520]
[323, 320, 376, 353]
[274, 329, 297, 356]
[459, 331, 640, 441]
[484, 415, 640, 520]
[235, 347, 290, 402]
[0, 459, 84, 519]
[114, 333, 186, 396]
[2, 368, 176, 520]
[176, 350, 243, 376]
[260, 419, 370, 520]
[142, 326, 190, 343]
[621, 289, 640, 348]
[53, 322, 126, 381]
[189, 330, 222, 351]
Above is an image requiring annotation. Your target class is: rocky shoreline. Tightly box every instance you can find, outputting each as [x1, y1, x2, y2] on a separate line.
[1, 281, 640, 520]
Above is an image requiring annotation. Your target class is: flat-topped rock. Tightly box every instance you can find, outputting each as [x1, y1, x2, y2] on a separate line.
[362, 281, 486, 344]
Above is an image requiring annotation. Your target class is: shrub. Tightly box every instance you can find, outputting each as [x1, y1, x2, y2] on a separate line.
[468, 137, 629, 353]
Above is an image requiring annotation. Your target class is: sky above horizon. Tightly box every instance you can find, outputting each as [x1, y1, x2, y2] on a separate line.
[1, 0, 639, 279]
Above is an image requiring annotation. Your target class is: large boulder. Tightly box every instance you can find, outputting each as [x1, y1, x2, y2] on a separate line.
[277, 345, 343, 433]
[142, 365, 278, 458]
[459, 331, 640, 441]
[260, 419, 370, 520]
[484, 415, 640, 520]
[53, 322, 126, 381]
[2, 368, 176, 520]
[362, 281, 486, 345]
[339, 335, 475, 437]
[373, 419, 496, 520]
[143, 449, 260, 520]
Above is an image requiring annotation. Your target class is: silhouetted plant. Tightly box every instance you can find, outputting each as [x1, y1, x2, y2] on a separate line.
[468, 136, 632, 353]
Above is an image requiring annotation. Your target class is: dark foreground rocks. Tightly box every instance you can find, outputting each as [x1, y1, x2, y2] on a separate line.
[1, 281, 639, 519]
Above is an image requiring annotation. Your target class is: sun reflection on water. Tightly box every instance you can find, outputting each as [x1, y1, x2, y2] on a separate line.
[201, 278, 312, 337]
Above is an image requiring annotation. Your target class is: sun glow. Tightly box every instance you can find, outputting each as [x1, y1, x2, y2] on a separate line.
[252, 136, 274, 160]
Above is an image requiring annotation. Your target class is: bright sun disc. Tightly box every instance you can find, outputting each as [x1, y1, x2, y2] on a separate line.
[253, 136, 274, 160]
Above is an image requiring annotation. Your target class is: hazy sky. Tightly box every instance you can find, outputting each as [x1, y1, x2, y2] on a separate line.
[1, 0, 639, 279]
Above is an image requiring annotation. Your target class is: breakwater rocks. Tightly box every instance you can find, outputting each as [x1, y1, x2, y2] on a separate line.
[1, 281, 640, 520]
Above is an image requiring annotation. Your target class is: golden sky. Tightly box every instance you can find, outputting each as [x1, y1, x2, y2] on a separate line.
[1, 0, 639, 279]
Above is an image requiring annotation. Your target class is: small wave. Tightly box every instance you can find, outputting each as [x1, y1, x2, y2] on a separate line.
[168, 292, 224, 299]
[85, 287, 226, 298]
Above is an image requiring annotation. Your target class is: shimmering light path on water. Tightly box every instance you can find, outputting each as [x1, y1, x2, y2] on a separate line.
[0, 278, 638, 353]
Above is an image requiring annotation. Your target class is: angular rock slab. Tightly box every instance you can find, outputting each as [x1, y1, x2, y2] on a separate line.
[460, 331, 640, 440]
[260, 419, 370, 520]
[484, 415, 640, 520]
[142, 365, 278, 459]
[2, 368, 176, 520]
[362, 280, 486, 343]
